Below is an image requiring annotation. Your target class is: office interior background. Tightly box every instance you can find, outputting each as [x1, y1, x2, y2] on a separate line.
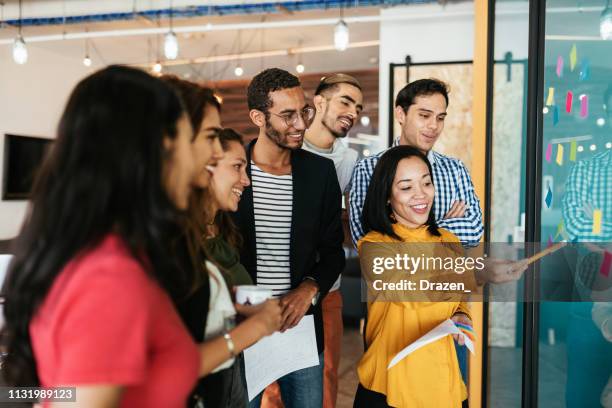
[0, 0, 611, 407]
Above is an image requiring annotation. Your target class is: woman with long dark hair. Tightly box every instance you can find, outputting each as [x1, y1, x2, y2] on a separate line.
[354, 146, 474, 408]
[161, 76, 282, 408]
[1, 66, 200, 406]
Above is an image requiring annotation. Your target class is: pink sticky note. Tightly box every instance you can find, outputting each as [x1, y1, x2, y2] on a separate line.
[556, 56, 564, 78]
[600, 251, 612, 277]
[546, 144, 552, 162]
[565, 91, 573, 113]
[580, 94, 589, 118]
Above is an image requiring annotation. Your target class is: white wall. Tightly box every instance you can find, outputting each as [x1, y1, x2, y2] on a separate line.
[0, 45, 92, 239]
[378, 1, 529, 147]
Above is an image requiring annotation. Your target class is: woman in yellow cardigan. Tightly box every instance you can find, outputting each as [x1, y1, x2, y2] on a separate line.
[354, 146, 474, 408]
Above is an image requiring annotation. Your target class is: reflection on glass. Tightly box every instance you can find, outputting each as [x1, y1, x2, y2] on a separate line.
[538, 1, 612, 407]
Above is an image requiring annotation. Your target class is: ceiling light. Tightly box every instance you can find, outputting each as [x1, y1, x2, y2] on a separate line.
[601, 0, 612, 40]
[12, 0, 27, 65]
[590, 144, 597, 151]
[360, 116, 370, 126]
[334, 20, 349, 51]
[234, 65, 244, 77]
[597, 117, 606, 126]
[152, 62, 162, 74]
[13, 36, 28, 64]
[296, 63, 305, 73]
[83, 55, 92, 67]
[164, 31, 178, 60]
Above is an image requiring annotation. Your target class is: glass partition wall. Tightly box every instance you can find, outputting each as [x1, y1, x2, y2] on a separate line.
[488, 1, 611, 407]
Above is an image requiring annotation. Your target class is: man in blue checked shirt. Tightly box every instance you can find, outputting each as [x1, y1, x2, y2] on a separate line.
[349, 78, 484, 247]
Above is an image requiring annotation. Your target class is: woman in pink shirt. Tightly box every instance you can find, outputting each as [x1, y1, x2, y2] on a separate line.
[0, 66, 276, 407]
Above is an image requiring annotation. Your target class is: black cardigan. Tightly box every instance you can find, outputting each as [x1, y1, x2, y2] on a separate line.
[232, 138, 345, 352]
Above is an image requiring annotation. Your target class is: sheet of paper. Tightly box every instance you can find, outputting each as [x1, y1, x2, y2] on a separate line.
[556, 56, 564, 78]
[570, 44, 577, 71]
[565, 91, 573, 113]
[244, 315, 319, 401]
[570, 141, 577, 162]
[387, 319, 475, 370]
[580, 94, 589, 118]
[545, 143, 552, 162]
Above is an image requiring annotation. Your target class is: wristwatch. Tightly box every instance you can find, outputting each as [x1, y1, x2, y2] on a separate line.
[303, 277, 321, 306]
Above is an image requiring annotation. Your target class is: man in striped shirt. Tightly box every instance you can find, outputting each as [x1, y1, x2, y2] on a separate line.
[233, 68, 344, 408]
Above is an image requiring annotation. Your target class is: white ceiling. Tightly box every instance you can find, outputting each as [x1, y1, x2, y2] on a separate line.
[0, 1, 388, 80]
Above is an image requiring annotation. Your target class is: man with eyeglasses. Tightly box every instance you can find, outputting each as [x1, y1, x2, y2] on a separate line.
[232, 68, 345, 408]
[302, 73, 363, 408]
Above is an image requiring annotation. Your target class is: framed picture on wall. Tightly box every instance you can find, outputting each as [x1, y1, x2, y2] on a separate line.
[2, 134, 53, 200]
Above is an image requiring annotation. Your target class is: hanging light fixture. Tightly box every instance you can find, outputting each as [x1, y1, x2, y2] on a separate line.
[153, 61, 163, 74]
[334, 4, 349, 52]
[234, 65, 244, 77]
[164, 0, 178, 59]
[83, 33, 92, 67]
[295, 39, 305, 73]
[12, 0, 27, 64]
[601, 0, 612, 40]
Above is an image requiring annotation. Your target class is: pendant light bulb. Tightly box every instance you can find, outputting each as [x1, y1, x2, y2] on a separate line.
[164, 31, 179, 60]
[334, 20, 349, 51]
[13, 36, 28, 64]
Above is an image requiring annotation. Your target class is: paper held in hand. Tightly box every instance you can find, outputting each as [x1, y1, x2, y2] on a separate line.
[243, 315, 319, 401]
[387, 319, 475, 370]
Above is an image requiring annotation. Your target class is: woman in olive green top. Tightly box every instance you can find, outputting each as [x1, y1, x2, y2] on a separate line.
[204, 128, 253, 287]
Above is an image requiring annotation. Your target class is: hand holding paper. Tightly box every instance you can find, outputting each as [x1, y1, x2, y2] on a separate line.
[388, 319, 476, 370]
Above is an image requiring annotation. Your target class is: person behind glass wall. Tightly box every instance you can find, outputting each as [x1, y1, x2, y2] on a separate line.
[354, 145, 474, 408]
[1, 66, 202, 407]
[160, 76, 282, 408]
[561, 83, 612, 408]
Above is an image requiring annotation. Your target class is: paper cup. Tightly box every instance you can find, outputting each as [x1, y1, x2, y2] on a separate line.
[235, 285, 273, 305]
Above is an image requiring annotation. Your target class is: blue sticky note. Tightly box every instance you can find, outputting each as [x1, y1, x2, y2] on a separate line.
[579, 58, 590, 81]
[545, 185, 553, 208]
[553, 105, 559, 125]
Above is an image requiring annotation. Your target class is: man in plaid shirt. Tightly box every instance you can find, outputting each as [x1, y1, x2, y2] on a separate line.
[349, 78, 484, 247]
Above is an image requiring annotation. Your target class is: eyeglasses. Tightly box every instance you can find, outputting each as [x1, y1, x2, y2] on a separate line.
[268, 106, 316, 128]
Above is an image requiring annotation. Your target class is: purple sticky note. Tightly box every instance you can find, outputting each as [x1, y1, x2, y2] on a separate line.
[547, 235, 553, 248]
[546, 143, 552, 162]
[600, 251, 612, 277]
[580, 95, 588, 118]
[556, 56, 564, 78]
[566, 91, 573, 113]
[545, 186, 553, 208]
[553, 105, 560, 125]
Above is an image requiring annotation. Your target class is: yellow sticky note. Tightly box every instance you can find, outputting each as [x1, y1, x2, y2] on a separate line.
[570, 44, 577, 71]
[592, 209, 602, 234]
[570, 141, 577, 161]
[546, 87, 555, 106]
[556, 144, 564, 165]
[555, 220, 564, 239]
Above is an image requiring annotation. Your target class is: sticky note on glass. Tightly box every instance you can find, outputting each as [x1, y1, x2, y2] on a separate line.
[556, 144, 564, 165]
[580, 94, 589, 118]
[546, 87, 555, 106]
[565, 91, 573, 113]
[553, 106, 559, 125]
[555, 220, 564, 239]
[600, 251, 612, 278]
[570, 44, 577, 71]
[547, 235, 554, 248]
[570, 141, 577, 161]
[545, 185, 553, 208]
[556, 56, 564, 78]
[592, 209, 602, 234]
[546, 143, 553, 162]
[579, 58, 590, 81]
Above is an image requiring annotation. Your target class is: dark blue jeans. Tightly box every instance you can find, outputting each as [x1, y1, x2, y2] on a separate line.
[249, 353, 324, 408]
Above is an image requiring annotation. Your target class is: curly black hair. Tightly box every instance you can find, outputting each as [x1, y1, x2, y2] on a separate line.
[247, 68, 301, 113]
